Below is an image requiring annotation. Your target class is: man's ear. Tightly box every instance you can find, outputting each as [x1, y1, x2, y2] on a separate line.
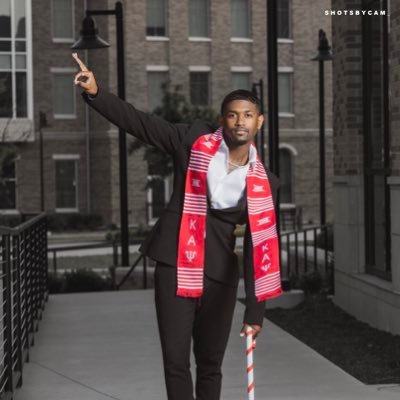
[257, 114, 264, 129]
[218, 114, 224, 126]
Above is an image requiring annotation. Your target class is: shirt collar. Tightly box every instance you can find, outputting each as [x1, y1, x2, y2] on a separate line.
[220, 135, 258, 167]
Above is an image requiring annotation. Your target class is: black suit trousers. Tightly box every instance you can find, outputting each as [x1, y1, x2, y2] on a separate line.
[154, 263, 238, 400]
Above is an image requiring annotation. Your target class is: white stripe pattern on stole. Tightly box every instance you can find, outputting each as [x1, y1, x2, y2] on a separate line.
[183, 193, 207, 215]
[177, 267, 204, 276]
[188, 150, 214, 173]
[251, 226, 277, 246]
[247, 197, 274, 214]
[255, 272, 281, 293]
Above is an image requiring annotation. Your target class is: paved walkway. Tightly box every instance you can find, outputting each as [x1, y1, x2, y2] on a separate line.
[15, 286, 400, 400]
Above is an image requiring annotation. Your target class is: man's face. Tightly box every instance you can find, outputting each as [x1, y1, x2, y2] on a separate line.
[219, 100, 264, 146]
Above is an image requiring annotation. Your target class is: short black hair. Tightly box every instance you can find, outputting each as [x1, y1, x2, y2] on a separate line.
[220, 89, 262, 116]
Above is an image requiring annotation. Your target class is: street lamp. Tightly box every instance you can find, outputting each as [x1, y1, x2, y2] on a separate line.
[311, 29, 332, 226]
[251, 79, 265, 164]
[72, 1, 130, 266]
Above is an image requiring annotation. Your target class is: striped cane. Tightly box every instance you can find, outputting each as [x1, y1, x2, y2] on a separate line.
[245, 325, 255, 400]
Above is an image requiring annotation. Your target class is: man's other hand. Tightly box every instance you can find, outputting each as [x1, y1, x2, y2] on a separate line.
[240, 324, 262, 349]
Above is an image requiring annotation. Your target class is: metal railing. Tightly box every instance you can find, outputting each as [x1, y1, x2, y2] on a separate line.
[47, 240, 149, 290]
[279, 224, 334, 293]
[0, 213, 48, 398]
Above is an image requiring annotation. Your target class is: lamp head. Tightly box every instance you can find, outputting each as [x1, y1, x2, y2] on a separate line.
[71, 15, 110, 50]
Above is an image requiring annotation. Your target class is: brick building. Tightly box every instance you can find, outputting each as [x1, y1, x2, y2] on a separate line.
[331, 0, 399, 334]
[1, 0, 332, 229]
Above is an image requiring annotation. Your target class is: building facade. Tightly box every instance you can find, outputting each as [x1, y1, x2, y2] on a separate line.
[0, 0, 332, 230]
[331, 0, 400, 334]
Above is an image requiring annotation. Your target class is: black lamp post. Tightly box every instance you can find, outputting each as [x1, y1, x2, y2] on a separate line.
[251, 79, 265, 164]
[72, 1, 130, 266]
[311, 29, 332, 226]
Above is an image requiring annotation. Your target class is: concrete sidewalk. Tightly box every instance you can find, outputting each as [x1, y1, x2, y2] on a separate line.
[15, 288, 400, 400]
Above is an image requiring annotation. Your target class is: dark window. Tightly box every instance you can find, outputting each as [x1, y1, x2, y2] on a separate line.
[190, 72, 209, 106]
[232, 72, 251, 90]
[278, 72, 293, 113]
[189, 0, 209, 37]
[279, 149, 293, 203]
[147, 71, 168, 111]
[231, 0, 250, 38]
[277, 0, 291, 39]
[55, 160, 78, 209]
[146, 0, 167, 36]
[362, 0, 391, 278]
[0, 150, 16, 210]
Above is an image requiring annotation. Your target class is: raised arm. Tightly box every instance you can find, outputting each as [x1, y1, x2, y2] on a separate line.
[72, 53, 186, 154]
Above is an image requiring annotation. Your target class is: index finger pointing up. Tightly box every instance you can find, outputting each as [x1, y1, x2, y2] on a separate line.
[72, 52, 88, 71]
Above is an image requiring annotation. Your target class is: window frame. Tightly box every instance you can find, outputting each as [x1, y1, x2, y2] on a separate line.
[188, 0, 210, 39]
[189, 66, 211, 107]
[50, 67, 77, 119]
[146, 65, 169, 112]
[277, 0, 292, 40]
[51, 0, 75, 43]
[146, 0, 169, 39]
[146, 174, 170, 225]
[0, 0, 33, 120]
[53, 154, 80, 213]
[0, 152, 17, 211]
[230, 0, 252, 39]
[278, 67, 294, 116]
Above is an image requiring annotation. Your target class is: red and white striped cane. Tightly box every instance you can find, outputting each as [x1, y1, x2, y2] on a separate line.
[245, 325, 255, 400]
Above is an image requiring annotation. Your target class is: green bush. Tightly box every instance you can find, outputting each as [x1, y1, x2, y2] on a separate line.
[47, 272, 65, 294]
[105, 224, 153, 242]
[46, 212, 103, 232]
[47, 269, 113, 293]
[316, 226, 334, 251]
[0, 214, 22, 228]
[64, 268, 111, 292]
[300, 270, 325, 295]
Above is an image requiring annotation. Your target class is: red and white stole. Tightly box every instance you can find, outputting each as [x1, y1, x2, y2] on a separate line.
[177, 128, 282, 302]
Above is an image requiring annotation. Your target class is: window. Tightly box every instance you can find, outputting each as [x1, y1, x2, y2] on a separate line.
[147, 69, 169, 111]
[146, 0, 167, 36]
[51, 69, 76, 118]
[278, 72, 293, 114]
[54, 157, 79, 211]
[0, 0, 28, 118]
[190, 71, 209, 106]
[52, 0, 74, 40]
[362, 0, 391, 278]
[147, 175, 170, 224]
[0, 149, 16, 210]
[231, 0, 250, 38]
[279, 148, 293, 203]
[277, 0, 291, 39]
[189, 0, 209, 37]
[231, 72, 251, 90]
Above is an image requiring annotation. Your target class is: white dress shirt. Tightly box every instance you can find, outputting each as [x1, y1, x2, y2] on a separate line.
[207, 137, 257, 209]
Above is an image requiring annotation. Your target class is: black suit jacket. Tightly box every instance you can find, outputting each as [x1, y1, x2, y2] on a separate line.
[82, 88, 280, 326]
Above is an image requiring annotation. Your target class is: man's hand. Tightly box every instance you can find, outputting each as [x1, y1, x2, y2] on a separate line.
[240, 324, 262, 349]
[72, 52, 98, 96]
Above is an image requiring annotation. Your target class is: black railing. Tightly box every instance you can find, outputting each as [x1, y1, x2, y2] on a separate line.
[48, 241, 149, 290]
[279, 224, 334, 293]
[0, 213, 48, 398]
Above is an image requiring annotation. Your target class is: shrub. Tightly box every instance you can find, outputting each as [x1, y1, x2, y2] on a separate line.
[46, 212, 103, 232]
[105, 224, 153, 242]
[63, 268, 112, 293]
[316, 225, 334, 251]
[47, 272, 65, 294]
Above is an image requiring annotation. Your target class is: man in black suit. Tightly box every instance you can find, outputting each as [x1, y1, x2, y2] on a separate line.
[73, 53, 280, 400]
